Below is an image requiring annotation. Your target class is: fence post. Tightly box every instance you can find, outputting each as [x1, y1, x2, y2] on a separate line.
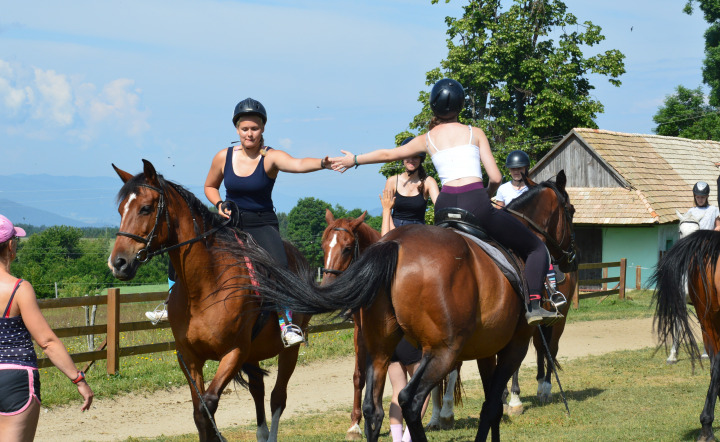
[636, 266, 641, 290]
[107, 288, 120, 375]
[602, 267, 608, 291]
[619, 258, 627, 300]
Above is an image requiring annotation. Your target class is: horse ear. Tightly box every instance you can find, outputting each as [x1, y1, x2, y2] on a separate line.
[676, 209, 684, 220]
[325, 208, 335, 225]
[350, 211, 367, 229]
[112, 164, 134, 183]
[556, 170, 567, 192]
[522, 172, 536, 187]
[142, 159, 159, 186]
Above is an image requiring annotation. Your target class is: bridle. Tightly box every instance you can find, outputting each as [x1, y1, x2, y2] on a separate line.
[504, 184, 577, 268]
[116, 182, 230, 263]
[320, 226, 360, 276]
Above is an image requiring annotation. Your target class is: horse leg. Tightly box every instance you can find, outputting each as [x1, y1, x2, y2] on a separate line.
[247, 362, 269, 442]
[426, 383, 444, 431]
[401, 350, 459, 442]
[176, 352, 219, 442]
[201, 349, 248, 442]
[506, 369, 523, 415]
[266, 346, 301, 442]
[698, 353, 720, 441]
[477, 337, 532, 442]
[347, 315, 365, 440]
[426, 367, 457, 431]
[362, 352, 390, 442]
[535, 325, 552, 403]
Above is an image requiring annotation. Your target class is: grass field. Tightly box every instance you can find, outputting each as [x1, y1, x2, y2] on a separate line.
[124, 347, 713, 441]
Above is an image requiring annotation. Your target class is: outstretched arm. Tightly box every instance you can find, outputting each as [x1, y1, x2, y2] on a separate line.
[266, 149, 330, 174]
[330, 137, 427, 172]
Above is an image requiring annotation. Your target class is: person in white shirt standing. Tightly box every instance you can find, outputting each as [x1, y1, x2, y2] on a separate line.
[687, 181, 720, 231]
[494, 150, 530, 208]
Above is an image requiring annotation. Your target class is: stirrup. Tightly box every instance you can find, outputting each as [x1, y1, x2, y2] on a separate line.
[145, 303, 168, 325]
[550, 291, 567, 310]
[281, 323, 305, 348]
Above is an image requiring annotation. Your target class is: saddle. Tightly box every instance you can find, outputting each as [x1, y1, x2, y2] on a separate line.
[435, 208, 527, 299]
[435, 208, 567, 314]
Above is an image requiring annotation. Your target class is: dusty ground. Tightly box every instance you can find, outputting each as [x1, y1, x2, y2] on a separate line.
[36, 317, 665, 441]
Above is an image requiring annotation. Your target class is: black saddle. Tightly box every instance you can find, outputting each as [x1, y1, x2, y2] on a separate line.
[435, 207, 526, 298]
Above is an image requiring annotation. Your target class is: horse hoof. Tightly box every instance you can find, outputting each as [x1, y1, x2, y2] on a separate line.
[345, 423, 363, 440]
[666, 359, 678, 365]
[439, 415, 455, 430]
[425, 422, 441, 432]
[507, 404, 524, 416]
[537, 393, 551, 404]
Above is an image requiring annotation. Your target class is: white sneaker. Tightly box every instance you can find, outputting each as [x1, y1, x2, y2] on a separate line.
[145, 306, 168, 324]
[281, 325, 304, 347]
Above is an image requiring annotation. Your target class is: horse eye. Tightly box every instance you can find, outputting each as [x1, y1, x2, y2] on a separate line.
[342, 247, 352, 255]
[139, 205, 153, 214]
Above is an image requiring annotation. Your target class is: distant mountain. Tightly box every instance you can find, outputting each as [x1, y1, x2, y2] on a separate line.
[0, 174, 120, 227]
[0, 199, 94, 227]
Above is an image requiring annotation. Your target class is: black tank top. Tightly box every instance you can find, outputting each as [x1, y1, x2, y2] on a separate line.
[223, 146, 275, 212]
[391, 176, 428, 222]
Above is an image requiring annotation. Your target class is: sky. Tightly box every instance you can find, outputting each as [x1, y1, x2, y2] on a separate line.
[0, 0, 711, 221]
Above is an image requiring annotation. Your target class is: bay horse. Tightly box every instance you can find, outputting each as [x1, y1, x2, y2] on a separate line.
[320, 210, 460, 439]
[653, 230, 720, 442]
[108, 160, 313, 442]
[236, 171, 575, 441]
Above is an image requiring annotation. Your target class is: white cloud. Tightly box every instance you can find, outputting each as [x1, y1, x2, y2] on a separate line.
[277, 137, 293, 151]
[0, 58, 149, 141]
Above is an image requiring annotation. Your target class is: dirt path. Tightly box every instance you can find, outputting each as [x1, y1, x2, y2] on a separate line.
[35, 317, 661, 441]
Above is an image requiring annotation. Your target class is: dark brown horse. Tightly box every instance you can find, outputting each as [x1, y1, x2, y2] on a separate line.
[319, 209, 379, 440]
[653, 229, 720, 441]
[108, 160, 313, 442]
[238, 171, 575, 441]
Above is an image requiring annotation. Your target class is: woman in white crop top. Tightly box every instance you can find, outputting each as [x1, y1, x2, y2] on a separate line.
[330, 78, 555, 326]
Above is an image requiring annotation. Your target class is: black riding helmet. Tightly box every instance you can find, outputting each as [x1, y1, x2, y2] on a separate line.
[399, 136, 426, 160]
[694, 181, 710, 196]
[506, 150, 530, 169]
[232, 98, 267, 127]
[430, 79, 465, 119]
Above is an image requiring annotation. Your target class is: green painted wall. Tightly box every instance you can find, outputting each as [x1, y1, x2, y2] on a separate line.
[601, 225, 677, 289]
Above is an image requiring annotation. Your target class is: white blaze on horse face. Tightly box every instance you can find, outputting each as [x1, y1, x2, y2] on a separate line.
[121, 193, 137, 227]
[325, 233, 338, 268]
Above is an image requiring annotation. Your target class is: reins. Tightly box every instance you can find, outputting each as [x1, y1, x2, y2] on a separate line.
[320, 226, 360, 275]
[116, 182, 231, 262]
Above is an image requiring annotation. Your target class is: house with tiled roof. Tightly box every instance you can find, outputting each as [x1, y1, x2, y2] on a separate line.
[530, 128, 720, 288]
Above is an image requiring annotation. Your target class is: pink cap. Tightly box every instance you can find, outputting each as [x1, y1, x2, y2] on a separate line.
[0, 215, 26, 243]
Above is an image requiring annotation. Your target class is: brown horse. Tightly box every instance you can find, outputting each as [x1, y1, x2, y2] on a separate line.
[319, 209, 379, 440]
[108, 160, 313, 442]
[238, 171, 575, 441]
[653, 229, 720, 441]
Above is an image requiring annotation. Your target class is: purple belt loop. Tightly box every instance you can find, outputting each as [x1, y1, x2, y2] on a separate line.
[441, 181, 484, 194]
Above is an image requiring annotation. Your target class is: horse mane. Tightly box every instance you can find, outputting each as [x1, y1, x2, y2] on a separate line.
[506, 176, 566, 212]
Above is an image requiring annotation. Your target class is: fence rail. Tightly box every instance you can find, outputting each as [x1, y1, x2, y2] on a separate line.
[572, 258, 627, 308]
[39, 259, 632, 373]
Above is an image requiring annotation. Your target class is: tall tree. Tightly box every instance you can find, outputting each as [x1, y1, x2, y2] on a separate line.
[286, 197, 333, 268]
[653, 85, 720, 140]
[684, 0, 720, 106]
[409, 0, 625, 168]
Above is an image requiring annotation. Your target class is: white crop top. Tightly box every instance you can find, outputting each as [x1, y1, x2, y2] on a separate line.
[427, 125, 483, 186]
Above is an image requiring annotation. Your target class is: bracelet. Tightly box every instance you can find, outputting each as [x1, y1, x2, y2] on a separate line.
[72, 371, 86, 384]
[353, 154, 359, 169]
[320, 158, 326, 169]
[215, 200, 224, 210]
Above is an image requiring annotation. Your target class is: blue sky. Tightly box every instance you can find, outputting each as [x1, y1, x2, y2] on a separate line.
[0, 0, 710, 219]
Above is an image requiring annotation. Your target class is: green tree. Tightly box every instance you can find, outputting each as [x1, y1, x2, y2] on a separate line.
[684, 0, 720, 107]
[411, 0, 625, 169]
[286, 197, 333, 268]
[653, 85, 720, 140]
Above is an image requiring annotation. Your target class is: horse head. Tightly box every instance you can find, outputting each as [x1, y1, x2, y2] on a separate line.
[677, 209, 701, 239]
[109, 159, 171, 280]
[511, 169, 576, 272]
[320, 209, 367, 286]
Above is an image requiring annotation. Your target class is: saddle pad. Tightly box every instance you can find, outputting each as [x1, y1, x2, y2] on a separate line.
[452, 229, 522, 288]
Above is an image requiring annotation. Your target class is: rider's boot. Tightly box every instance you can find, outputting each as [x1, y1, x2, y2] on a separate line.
[525, 294, 555, 326]
[279, 309, 304, 347]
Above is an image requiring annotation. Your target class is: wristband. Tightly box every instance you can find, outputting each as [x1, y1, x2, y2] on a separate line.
[320, 158, 326, 169]
[353, 154, 359, 169]
[72, 371, 86, 384]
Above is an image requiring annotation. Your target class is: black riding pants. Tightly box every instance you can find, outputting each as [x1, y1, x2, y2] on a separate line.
[435, 184, 547, 297]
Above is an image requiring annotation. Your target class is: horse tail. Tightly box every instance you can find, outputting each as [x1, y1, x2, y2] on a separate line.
[453, 365, 464, 407]
[236, 240, 400, 315]
[650, 230, 720, 363]
[233, 363, 269, 390]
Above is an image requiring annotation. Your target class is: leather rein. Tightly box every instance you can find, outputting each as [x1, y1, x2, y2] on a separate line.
[116, 183, 231, 263]
[320, 227, 360, 276]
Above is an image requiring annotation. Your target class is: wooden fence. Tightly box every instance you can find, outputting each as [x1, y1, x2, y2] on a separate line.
[39, 259, 632, 374]
[572, 258, 627, 309]
[37, 288, 353, 375]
